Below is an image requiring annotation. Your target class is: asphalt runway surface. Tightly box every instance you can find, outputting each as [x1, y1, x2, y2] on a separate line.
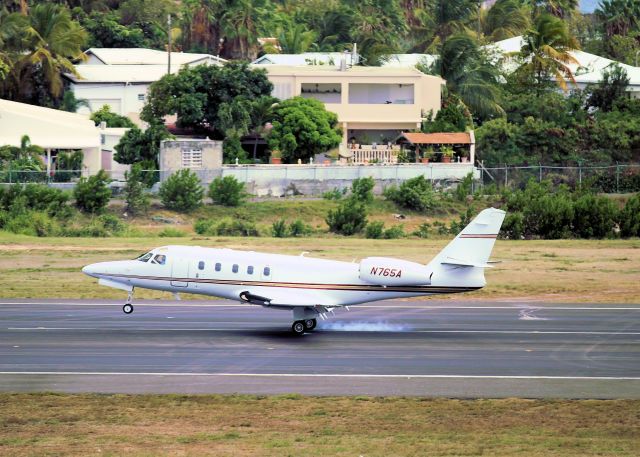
[1, 299, 639, 398]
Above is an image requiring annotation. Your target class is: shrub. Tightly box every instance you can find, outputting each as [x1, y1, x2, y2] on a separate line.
[159, 169, 204, 212]
[383, 224, 405, 239]
[158, 227, 188, 237]
[209, 176, 247, 207]
[620, 194, 640, 237]
[501, 212, 525, 239]
[351, 177, 375, 203]
[572, 194, 618, 239]
[0, 183, 69, 216]
[3, 211, 61, 237]
[322, 188, 346, 200]
[325, 197, 368, 235]
[272, 219, 288, 237]
[413, 222, 431, 238]
[289, 219, 312, 237]
[74, 169, 111, 214]
[454, 173, 474, 201]
[61, 214, 127, 237]
[124, 163, 150, 216]
[194, 217, 259, 236]
[365, 221, 385, 239]
[384, 176, 436, 212]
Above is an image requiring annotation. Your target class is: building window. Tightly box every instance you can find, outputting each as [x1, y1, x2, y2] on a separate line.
[232, 264, 239, 273]
[215, 262, 221, 272]
[100, 134, 105, 145]
[263, 267, 270, 276]
[138, 93, 145, 101]
[198, 261, 205, 270]
[247, 266, 254, 275]
[181, 148, 203, 169]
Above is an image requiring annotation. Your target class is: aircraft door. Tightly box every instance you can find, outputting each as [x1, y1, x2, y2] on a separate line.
[170, 257, 190, 287]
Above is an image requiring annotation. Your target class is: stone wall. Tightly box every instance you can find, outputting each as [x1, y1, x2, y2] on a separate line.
[159, 139, 223, 182]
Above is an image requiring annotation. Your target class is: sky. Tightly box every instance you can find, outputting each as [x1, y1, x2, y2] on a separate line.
[580, 0, 599, 13]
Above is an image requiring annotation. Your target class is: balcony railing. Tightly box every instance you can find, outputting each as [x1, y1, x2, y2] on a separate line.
[347, 145, 400, 164]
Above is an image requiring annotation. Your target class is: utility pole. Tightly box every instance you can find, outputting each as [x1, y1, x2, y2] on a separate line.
[167, 14, 172, 75]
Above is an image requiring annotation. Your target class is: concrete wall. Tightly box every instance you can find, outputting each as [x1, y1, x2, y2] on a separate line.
[220, 164, 477, 196]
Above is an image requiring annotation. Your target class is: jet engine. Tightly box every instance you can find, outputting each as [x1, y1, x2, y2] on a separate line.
[359, 257, 431, 286]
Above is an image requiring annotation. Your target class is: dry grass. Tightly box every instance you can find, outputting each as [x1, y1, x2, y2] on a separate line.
[0, 232, 638, 302]
[0, 394, 638, 456]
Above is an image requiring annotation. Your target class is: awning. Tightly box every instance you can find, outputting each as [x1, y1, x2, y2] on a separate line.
[0, 98, 101, 149]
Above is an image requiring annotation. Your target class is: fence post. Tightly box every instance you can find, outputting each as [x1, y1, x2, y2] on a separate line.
[616, 162, 620, 193]
[504, 164, 508, 188]
[578, 164, 582, 186]
[539, 164, 542, 182]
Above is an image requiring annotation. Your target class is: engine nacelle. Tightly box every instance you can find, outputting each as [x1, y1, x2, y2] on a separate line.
[359, 257, 431, 286]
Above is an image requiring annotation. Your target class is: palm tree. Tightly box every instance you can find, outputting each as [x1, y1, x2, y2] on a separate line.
[519, 13, 579, 94]
[425, 0, 478, 51]
[15, 3, 87, 99]
[220, 0, 266, 60]
[596, 0, 640, 38]
[480, 0, 530, 42]
[429, 32, 504, 120]
[277, 22, 317, 54]
[247, 96, 276, 162]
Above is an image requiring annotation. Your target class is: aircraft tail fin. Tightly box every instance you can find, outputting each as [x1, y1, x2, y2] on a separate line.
[426, 208, 506, 287]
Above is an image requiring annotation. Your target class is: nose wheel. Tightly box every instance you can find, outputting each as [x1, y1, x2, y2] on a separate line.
[122, 289, 134, 314]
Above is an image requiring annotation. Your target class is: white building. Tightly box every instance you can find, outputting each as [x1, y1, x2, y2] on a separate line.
[489, 36, 640, 98]
[66, 48, 226, 120]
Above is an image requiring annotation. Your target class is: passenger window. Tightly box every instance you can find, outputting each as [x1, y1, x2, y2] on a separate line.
[247, 266, 254, 275]
[215, 262, 221, 272]
[232, 264, 239, 273]
[153, 254, 166, 265]
[198, 261, 205, 270]
[137, 253, 153, 262]
[263, 266, 270, 276]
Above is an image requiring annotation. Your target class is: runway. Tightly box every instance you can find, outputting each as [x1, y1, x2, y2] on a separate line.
[1, 299, 639, 398]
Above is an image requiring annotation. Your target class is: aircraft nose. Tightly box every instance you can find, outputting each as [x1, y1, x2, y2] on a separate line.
[82, 263, 98, 277]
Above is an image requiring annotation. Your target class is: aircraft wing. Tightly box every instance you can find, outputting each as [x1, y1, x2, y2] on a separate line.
[238, 289, 336, 308]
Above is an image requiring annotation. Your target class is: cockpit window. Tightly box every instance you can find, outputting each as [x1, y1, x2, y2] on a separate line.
[153, 254, 167, 265]
[137, 253, 153, 262]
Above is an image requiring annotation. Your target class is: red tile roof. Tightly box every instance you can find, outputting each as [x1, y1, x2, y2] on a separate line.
[399, 132, 472, 144]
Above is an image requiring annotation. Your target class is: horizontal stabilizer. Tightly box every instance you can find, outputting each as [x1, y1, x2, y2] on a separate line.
[441, 257, 495, 268]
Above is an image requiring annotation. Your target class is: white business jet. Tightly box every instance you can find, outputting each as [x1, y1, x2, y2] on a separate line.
[82, 207, 505, 334]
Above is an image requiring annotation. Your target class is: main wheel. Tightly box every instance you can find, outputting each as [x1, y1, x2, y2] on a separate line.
[291, 320, 305, 335]
[304, 318, 317, 331]
[123, 303, 134, 314]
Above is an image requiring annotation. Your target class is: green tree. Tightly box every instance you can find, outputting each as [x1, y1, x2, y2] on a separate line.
[220, 0, 268, 60]
[277, 21, 317, 54]
[586, 63, 630, 112]
[79, 11, 146, 48]
[208, 175, 247, 207]
[60, 90, 90, 113]
[268, 97, 342, 163]
[159, 169, 203, 212]
[124, 163, 150, 216]
[480, 0, 530, 42]
[519, 13, 580, 94]
[595, 0, 640, 39]
[350, 176, 375, 203]
[619, 194, 640, 237]
[91, 105, 136, 128]
[114, 122, 171, 165]
[74, 169, 111, 213]
[142, 62, 272, 138]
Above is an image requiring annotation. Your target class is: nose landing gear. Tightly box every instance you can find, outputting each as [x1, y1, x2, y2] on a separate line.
[122, 289, 134, 314]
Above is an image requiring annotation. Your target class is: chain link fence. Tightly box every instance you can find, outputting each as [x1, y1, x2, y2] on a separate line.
[478, 163, 640, 193]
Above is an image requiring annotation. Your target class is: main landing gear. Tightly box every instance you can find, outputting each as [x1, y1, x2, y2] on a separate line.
[122, 289, 134, 314]
[291, 318, 317, 335]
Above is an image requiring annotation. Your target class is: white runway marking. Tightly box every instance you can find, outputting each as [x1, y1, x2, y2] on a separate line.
[0, 371, 639, 381]
[6, 327, 640, 335]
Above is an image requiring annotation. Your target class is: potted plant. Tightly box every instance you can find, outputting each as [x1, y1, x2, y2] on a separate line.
[270, 150, 282, 164]
[441, 146, 454, 163]
[421, 147, 435, 164]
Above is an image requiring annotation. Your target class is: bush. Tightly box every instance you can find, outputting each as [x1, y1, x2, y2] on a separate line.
[383, 224, 405, 239]
[0, 183, 70, 216]
[413, 222, 431, 238]
[322, 188, 346, 200]
[158, 227, 188, 237]
[365, 221, 385, 239]
[74, 170, 111, 214]
[326, 197, 368, 235]
[454, 173, 474, 201]
[2, 211, 61, 237]
[572, 194, 618, 239]
[194, 217, 259, 237]
[208, 176, 247, 207]
[351, 177, 375, 203]
[384, 176, 437, 212]
[620, 194, 640, 237]
[272, 219, 288, 237]
[159, 169, 204, 212]
[124, 163, 150, 216]
[61, 214, 127, 237]
[501, 212, 525, 239]
[289, 219, 312, 237]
